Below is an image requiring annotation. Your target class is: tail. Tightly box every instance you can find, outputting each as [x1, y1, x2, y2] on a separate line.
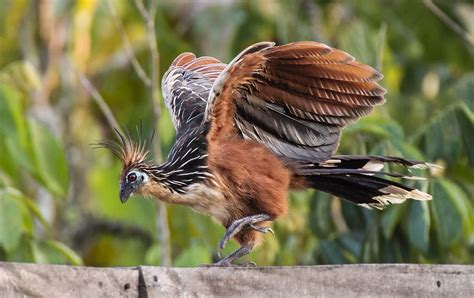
[292, 155, 437, 210]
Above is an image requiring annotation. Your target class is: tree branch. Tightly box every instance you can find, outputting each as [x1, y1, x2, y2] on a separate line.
[78, 73, 123, 134]
[147, 0, 161, 156]
[142, 0, 171, 267]
[105, 0, 151, 86]
[133, 0, 148, 20]
[423, 0, 474, 50]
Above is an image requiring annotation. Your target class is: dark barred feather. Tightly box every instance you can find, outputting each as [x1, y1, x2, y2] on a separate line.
[162, 53, 225, 133]
[293, 155, 435, 209]
[143, 121, 212, 194]
[96, 120, 211, 194]
[308, 174, 431, 210]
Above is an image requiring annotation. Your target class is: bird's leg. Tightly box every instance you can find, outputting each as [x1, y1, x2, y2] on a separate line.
[217, 213, 273, 259]
[213, 243, 255, 267]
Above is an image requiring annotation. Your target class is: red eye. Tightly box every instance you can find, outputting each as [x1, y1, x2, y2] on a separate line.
[127, 172, 137, 182]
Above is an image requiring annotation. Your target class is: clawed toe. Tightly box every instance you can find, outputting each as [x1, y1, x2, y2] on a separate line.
[199, 261, 231, 267]
[249, 224, 275, 235]
[216, 213, 273, 259]
[201, 261, 256, 267]
[239, 261, 257, 267]
[217, 238, 228, 259]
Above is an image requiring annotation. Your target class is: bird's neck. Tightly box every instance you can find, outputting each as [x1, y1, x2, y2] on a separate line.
[138, 177, 190, 205]
[144, 124, 212, 193]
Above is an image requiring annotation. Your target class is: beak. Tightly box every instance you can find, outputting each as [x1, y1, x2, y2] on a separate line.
[119, 184, 133, 203]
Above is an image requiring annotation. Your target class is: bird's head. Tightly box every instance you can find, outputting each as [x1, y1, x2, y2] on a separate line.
[96, 128, 157, 203]
[119, 166, 150, 203]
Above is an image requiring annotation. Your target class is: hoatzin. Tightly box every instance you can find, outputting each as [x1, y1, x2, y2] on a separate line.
[100, 41, 434, 266]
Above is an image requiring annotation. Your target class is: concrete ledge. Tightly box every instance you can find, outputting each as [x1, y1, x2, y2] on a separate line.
[0, 262, 139, 297]
[1, 262, 473, 297]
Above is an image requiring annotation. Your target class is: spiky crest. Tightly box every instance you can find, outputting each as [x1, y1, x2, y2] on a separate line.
[95, 126, 154, 171]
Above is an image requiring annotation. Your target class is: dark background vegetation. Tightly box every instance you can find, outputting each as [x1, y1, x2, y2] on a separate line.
[0, 0, 473, 267]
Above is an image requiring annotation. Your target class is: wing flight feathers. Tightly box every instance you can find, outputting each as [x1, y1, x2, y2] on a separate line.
[205, 41, 386, 162]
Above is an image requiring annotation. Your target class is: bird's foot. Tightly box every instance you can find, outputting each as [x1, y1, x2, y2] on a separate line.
[205, 260, 257, 268]
[205, 243, 255, 267]
[217, 214, 272, 259]
[200, 260, 255, 267]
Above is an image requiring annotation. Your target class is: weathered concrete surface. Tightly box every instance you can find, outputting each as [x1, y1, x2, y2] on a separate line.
[142, 264, 474, 297]
[1, 262, 473, 297]
[0, 262, 139, 297]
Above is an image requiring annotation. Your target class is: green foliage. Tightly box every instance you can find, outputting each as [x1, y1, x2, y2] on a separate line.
[0, 191, 23, 253]
[0, 83, 81, 264]
[0, 0, 473, 266]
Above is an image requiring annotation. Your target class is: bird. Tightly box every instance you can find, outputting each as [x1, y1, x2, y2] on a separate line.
[99, 41, 435, 266]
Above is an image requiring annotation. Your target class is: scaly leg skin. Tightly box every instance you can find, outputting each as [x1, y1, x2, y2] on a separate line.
[213, 243, 254, 267]
[216, 213, 274, 261]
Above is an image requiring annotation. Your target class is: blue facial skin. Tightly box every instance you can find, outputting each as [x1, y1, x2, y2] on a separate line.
[119, 171, 143, 203]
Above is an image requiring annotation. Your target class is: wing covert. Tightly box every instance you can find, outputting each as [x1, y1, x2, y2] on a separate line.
[162, 53, 226, 133]
[205, 41, 386, 162]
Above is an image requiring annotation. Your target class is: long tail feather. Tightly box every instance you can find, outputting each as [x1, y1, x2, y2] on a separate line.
[294, 155, 435, 209]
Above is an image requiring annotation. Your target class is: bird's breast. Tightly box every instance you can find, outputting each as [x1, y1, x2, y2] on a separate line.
[180, 182, 231, 224]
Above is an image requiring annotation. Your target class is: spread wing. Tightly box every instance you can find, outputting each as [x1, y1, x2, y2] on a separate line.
[162, 53, 226, 134]
[205, 41, 386, 162]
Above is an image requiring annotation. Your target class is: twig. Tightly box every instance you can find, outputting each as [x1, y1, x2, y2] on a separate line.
[105, 0, 151, 86]
[78, 73, 123, 134]
[423, 0, 474, 50]
[143, 0, 172, 267]
[133, 0, 148, 20]
[147, 0, 161, 152]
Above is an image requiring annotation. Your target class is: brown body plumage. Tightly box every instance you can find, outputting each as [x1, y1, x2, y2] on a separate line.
[100, 41, 435, 266]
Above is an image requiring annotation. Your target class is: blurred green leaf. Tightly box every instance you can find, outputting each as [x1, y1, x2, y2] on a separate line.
[319, 240, 346, 264]
[0, 83, 27, 142]
[339, 21, 386, 68]
[308, 192, 333, 238]
[454, 73, 474, 111]
[415, 105, 464, 163]
[361, 220, 380, 263]
[408, 201, 430, 252]
[21, 196, 51, 232]
[455, 105, 474, 166]
[32, 240, 78, 265]
[341, 202, 366, 232]
[0, 191, 23, 252]
[32, 241, 54, 264]
[145, 243, 161, 265]
[375, 23, 387, 70]
[2, 187, 50, 232]
[0, 61, 41, 93]
[0, 83, 31, 180]
[343, 117, 391, 140]
[7, 236, 35, 263]
[381, 204, 406, 239]
[4, 135, 35, 174]
[173, 244, 211, 267]
[435, 179, 473, 232]
[430, 180, 465, 246]
[336, 233, 362, 261]
[28, 120, 69, 198]
[46, 240, 84, 266]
